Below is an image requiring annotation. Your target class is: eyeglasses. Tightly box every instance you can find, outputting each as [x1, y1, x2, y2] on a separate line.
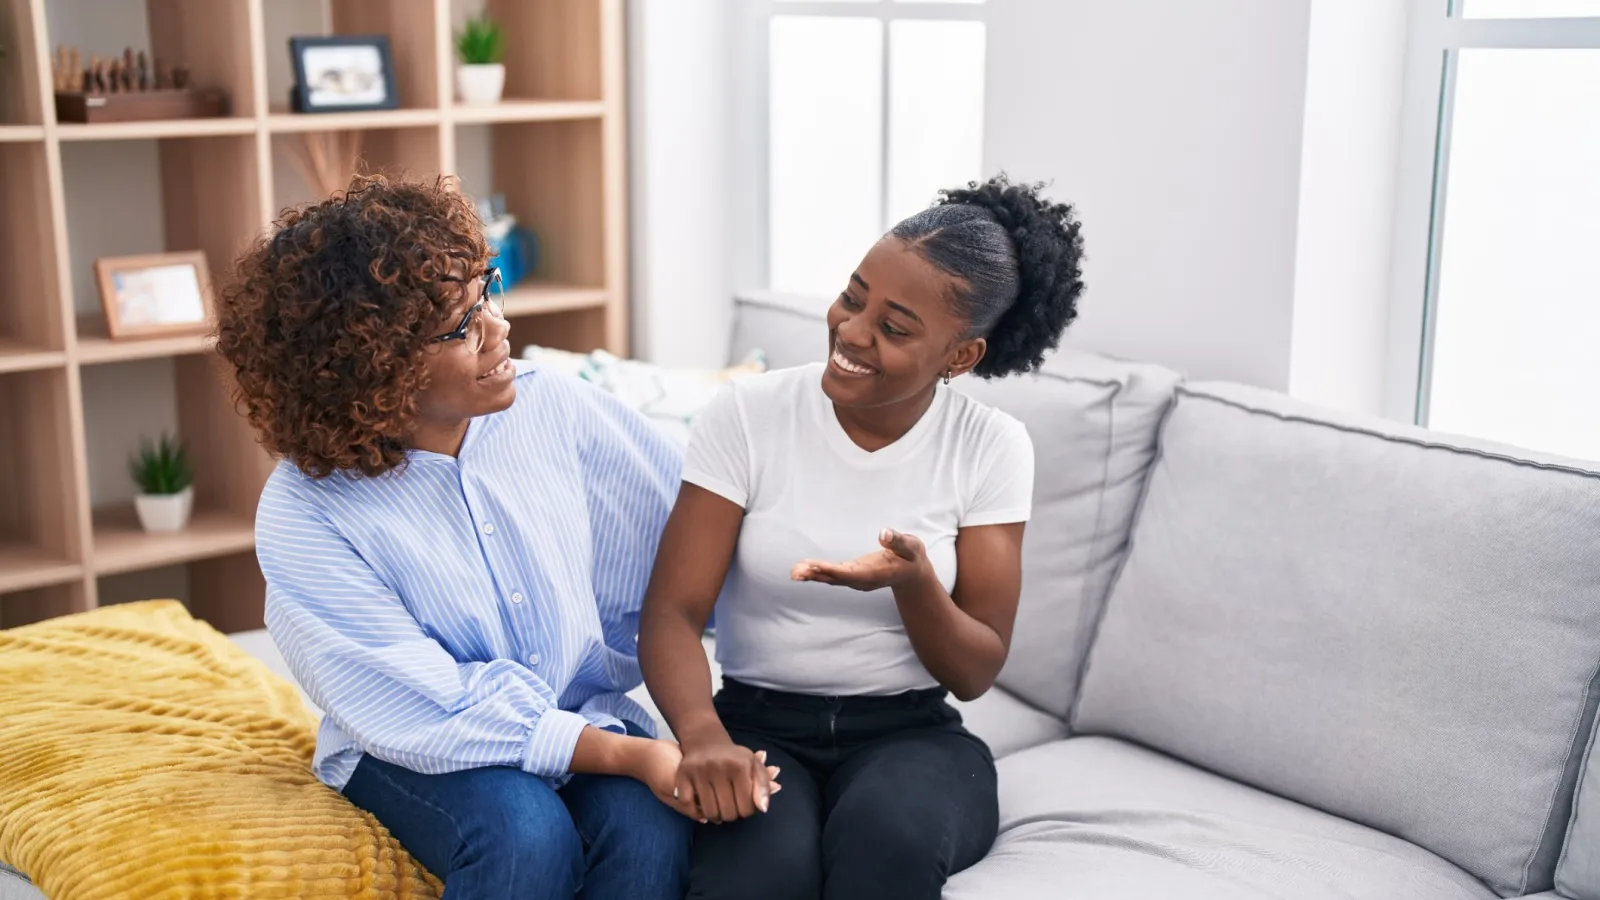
[429, 267, 504, 352]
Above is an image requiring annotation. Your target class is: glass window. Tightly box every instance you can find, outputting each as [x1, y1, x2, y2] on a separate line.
[886, 20, 986, 224]
[1461, 0, 1600, 17]
[768, 16, 885, 296]
[1426, 49, 1600, 458]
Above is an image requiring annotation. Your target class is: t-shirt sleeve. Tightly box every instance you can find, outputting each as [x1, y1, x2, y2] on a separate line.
[682, 384, 751, 508]
[962, 415, 1035, 527]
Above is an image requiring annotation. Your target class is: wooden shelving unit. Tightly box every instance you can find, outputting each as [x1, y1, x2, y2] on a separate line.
[0, 0, 630, 632]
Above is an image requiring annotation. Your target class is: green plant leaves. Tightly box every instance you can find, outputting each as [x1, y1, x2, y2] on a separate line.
[455, 14, 505, 66]
[128, 433, 194, 496]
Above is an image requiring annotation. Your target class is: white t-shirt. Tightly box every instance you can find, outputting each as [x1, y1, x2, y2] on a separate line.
[682, 362, 1034, 696]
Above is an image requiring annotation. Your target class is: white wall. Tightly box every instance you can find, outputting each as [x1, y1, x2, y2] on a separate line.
[627, 0, 735, 367]
[1287, 0, 1410, 416]
[984, 0, 1314, 389]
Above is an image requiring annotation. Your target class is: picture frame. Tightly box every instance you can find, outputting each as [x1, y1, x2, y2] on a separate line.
[94, 251, 214, 340]
[289, 35, 400, 113]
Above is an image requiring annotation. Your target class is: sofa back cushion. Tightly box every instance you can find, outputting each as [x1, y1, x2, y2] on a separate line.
[729, 294, 1181, 717]
[1073, 380, 1600, 897]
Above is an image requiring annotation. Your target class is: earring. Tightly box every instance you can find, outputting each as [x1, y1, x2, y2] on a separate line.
[943, 369, 952, 386]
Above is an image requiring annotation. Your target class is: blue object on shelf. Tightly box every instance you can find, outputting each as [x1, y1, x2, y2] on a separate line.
[488, 223, 538, 290]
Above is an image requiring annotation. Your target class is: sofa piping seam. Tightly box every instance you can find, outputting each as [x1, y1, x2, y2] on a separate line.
[1179, 387, 1600, 482]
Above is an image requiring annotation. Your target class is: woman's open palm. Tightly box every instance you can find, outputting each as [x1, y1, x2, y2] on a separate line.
[791, 529, 927, 592]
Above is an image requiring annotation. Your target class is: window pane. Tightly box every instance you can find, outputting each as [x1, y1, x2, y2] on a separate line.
[769, 16, 884, 296]
[1427, 49, 1600, 459]
[1461, 0, 1600, 17]
[886, 20, 985, 225]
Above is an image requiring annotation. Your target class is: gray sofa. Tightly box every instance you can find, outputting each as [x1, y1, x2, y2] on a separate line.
[8, 294, 1600, 899]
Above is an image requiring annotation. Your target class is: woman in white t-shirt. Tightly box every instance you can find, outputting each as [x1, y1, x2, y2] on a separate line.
[638, 176, 1085, 900]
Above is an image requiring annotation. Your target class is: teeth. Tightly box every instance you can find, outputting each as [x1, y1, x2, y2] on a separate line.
[831, 349, 873, 375]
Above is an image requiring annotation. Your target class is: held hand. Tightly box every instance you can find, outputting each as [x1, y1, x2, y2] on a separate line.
[675, 739, 781, 824]
[791, 529, 929, 592]
[633, 739, 703, 820]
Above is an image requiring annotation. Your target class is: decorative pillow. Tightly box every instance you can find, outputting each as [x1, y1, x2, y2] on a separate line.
[0, 601, 439, 900]
[522, 345, 767, 445]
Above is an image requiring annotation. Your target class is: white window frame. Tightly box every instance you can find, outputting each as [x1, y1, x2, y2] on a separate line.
[730, 0, 989, 298]
[1386, 1, 1600, 423]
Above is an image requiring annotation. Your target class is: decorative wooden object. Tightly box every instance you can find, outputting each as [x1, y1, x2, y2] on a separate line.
[0, 0, 628, 635]
[51, 43, 226, 123]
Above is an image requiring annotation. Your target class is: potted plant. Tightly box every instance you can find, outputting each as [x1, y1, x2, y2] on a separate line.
[129, 434, 194, 533]
[455, 14, 506, 106]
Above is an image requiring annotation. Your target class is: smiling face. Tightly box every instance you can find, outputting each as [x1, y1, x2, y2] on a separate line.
[414, 270, 517, 429]
[824, 237, 987, 411]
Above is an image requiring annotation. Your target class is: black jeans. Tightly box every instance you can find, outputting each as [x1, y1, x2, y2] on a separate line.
[688, 678, 999, 900]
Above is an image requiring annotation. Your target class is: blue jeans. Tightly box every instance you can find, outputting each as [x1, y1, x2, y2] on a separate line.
[341, 730, 691, 900]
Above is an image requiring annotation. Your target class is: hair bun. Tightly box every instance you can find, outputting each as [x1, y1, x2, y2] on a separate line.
[939, 175, 1084, 377]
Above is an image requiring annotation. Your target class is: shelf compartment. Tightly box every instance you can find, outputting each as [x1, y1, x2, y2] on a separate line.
[0, 542, 82, 594]
[0, 369, 84, 585]
[263, 0, 441, 114]
[42, 0, 259, 120]
[450, 100, 604, 125]
[0, 583, 89, 629]
[489, 118, 607, 288]
[0, 142, 67, 357]
[0, 0, 45, 125]
[94, 550, 263, 633]
[507, 306, 611, 357]
[79, 355, 270, 575]
[455, 0, 604, 103]
[91, 505, 255, 576]
[60, 133, 260, 327]
[271, 124, 443, 212]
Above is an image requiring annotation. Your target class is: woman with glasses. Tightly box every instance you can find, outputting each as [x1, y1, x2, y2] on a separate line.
[214, 175, 719, 900]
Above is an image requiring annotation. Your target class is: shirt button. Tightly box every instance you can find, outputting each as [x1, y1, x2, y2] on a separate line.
[510, 592, 524, 604]
[481, 522, 495, 535]
[527, 653, 541, 666]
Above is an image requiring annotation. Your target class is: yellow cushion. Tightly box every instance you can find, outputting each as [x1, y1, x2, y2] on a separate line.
[0, 600, 440, 899]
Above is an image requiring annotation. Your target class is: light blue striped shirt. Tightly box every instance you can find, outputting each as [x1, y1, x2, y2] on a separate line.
[256, 361, 679, 790]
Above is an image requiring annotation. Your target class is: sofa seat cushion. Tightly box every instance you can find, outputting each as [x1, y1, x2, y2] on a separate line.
[945, 737, 1494, 900]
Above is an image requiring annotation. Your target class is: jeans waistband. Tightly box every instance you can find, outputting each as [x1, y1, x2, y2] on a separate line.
[719, 676, 949, 711]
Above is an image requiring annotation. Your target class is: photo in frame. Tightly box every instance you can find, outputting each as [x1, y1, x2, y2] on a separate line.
[289, 35, 399, 113]
[94, 251, 214, 340]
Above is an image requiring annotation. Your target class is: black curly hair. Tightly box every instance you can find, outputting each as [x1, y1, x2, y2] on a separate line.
[890, 174, 1084, 378]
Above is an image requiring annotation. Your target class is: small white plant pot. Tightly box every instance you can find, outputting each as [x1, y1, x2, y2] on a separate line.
[457, 63, 506, 105]
[135, 487, 194, 534]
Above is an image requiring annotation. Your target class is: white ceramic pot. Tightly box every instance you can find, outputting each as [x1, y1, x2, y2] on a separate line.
[135, 486, 194, 534]
[457, 63, 507, 105]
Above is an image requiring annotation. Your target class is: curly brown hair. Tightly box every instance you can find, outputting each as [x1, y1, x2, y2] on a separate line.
[215, 174, 489, 478]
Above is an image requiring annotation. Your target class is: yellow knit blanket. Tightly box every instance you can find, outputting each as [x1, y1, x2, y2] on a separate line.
[0, 601, 440, 899]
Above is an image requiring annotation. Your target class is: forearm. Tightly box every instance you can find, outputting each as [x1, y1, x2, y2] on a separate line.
[638, 608, 729, 748]
[893, 566, 1008, 700]
[569, 724, 654, 778]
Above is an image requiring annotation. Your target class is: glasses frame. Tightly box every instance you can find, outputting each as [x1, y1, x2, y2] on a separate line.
[428, 266, 504, 348]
